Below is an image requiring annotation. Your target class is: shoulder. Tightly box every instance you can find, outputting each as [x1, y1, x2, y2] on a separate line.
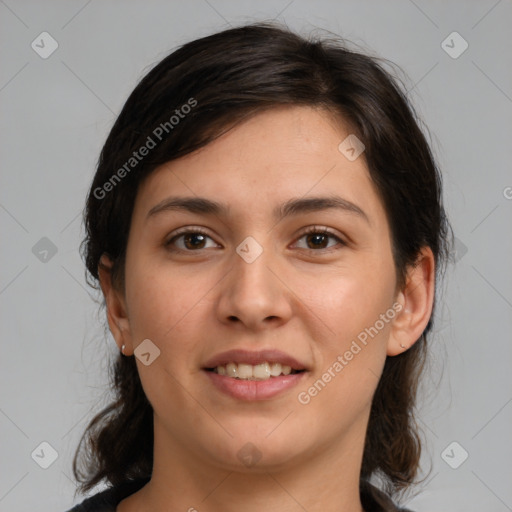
[360, 480, 415, 512]
[66, 477, 412, 512]
[65, 478, 150, 512]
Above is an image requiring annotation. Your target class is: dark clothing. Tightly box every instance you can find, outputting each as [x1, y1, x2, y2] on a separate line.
[67, 477, 413, 512]
[67, 479, 150, 512]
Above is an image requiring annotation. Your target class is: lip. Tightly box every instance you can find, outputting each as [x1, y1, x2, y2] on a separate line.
[202, 349, 308, 371]
[204, 370, 307, 401]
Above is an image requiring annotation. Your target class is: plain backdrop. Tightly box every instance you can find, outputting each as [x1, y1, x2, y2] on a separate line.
[1, 1, 511, 511]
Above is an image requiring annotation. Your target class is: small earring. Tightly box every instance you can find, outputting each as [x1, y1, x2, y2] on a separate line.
[400, 343, 406, 349]
[121, 344, 126, 355]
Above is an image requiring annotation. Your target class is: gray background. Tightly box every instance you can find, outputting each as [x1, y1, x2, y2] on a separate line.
[1, 1, 511, 511]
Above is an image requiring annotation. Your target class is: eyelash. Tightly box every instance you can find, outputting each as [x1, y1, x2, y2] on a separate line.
[165, 226, 346, 253]
[294, 226, 345, 251]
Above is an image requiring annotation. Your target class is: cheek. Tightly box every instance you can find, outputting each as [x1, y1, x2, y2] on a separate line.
[123, 260, 174, 332]
[296, 279, 392, 421]
[292, 266, 395, 344]
[123, 265, 208, 413]
[124, 259, 219, 365]
[289, 262, 395, 414]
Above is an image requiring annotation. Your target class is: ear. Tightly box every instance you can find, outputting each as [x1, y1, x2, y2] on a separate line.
[98, 254, 133, 355]
[387, 247, 435, 356]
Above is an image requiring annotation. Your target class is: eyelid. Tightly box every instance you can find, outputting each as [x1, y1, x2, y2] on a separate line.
[292, 225, 347, 250]
[164, 225, 347, 252]
[165, 226, 220, 250]
[166, 226, 215, 239]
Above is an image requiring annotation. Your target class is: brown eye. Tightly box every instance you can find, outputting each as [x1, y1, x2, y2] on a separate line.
[182, 233, 207, 250]
[166, 230, 219, 251]
[294, 228, 344, 251]
[305, 233, 330, 249]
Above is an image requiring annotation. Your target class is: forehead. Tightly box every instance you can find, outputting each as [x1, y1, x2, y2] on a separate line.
[134, 106, 387, 226]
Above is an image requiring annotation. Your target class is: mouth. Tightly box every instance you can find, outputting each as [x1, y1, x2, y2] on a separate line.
[204, 362, 305, 380]
[202, 349, 309, 401]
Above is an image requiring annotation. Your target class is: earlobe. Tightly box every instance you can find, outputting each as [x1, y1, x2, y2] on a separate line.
[387, 247, 435, 356]
[98, 254, 133, 355]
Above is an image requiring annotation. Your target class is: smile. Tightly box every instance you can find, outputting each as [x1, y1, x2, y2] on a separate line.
[202, 348, 309, 400]
[206, 362, 303, 381]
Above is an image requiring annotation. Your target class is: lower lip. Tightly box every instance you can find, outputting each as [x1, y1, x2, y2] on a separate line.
[203, 370, 307, 401]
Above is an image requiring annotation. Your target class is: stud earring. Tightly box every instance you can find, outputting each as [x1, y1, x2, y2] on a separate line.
[400, 343, 406, 349]
[121, 344, 126, 355]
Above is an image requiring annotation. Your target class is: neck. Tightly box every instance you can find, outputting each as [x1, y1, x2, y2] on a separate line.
[126, 419, 367, 512]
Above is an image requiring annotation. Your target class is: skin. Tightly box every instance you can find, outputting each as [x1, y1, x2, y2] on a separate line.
[100, 105, 435, 512]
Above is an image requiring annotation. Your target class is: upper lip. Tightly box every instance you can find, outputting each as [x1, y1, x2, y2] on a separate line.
[202, 349, 308, 371]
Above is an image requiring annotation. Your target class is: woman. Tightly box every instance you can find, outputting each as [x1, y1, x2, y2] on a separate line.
[68, 22, 451, 512]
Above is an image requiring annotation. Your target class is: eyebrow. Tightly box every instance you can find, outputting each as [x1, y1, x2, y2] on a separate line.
[147, 195, 369, 223]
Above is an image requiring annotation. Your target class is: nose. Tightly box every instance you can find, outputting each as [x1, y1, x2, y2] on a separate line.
[215, 243, 293, 331]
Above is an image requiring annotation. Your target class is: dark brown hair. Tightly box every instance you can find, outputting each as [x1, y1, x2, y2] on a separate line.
[73, 22, 451, 500]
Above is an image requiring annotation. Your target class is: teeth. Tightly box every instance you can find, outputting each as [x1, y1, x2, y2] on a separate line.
[253, 363, 270, 379]
[226, 362, 238, 378]
[237, 363, 253, 379]
[281, 365, 292, 376]
[269, 362, 282, 377]
[212, 362, 297, 380]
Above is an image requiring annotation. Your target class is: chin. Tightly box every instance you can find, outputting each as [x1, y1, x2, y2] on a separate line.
[208, 430, 310, 473]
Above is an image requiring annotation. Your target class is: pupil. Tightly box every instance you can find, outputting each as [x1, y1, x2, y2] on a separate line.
[185, 233, 205, 249]
[308, 234, 327, 249]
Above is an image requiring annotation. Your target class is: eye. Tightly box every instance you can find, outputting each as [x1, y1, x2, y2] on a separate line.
[293, 227, 345, 251]
[165, 227, 344, 253]
[166, 229, 219, 251]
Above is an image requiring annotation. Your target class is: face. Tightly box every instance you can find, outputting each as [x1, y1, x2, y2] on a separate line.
[113, 106, 404, 473]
